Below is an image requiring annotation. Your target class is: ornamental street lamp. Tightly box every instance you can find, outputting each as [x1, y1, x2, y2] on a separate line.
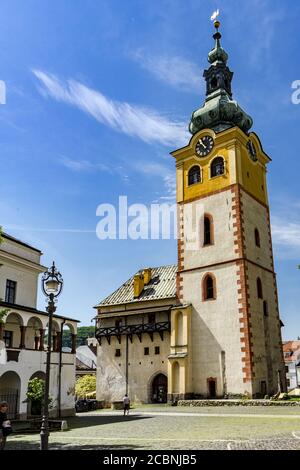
[40, 262, 63, 450]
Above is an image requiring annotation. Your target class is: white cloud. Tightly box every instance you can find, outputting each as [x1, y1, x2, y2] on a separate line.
[131, 50, 202, 93]
[59, 156, 175, 200]
[133, 161, 176, 201]
[60, 156, 111, 173]
[4, 224, 95, 234]
[225, 1, 285, 68]
[33, 69, 189, 147]
[271, 210, 300, 259]
[272, 221, 300, 248]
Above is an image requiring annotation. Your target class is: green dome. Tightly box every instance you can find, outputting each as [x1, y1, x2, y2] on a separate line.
[189, 92, 253, 135]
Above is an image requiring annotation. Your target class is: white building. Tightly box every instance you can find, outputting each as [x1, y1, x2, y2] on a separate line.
[0, 233, 79, 419]
[283, 341, 300, 391]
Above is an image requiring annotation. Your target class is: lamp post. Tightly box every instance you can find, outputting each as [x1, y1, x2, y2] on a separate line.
[40, 261, 63, 450]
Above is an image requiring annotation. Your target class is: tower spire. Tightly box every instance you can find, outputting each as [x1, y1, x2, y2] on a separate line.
[189, 20, 253, 135]
[208, 20, 228, 65]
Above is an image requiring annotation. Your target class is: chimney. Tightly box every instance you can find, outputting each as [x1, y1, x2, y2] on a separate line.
[143, 268, 152, 285]
[134, 272, 144, 298]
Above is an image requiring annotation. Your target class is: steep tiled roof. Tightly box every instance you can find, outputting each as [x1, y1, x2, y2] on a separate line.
[96, 264, 177, 307]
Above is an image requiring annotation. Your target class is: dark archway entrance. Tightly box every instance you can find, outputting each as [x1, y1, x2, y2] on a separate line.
[207, 378, 216, 398]
[151, 374, 167, 403]
[0, 371, 21, 419]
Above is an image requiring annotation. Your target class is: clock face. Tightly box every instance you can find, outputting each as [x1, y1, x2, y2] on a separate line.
[246, 140, 257, 161]
[195, 135, 214, 157]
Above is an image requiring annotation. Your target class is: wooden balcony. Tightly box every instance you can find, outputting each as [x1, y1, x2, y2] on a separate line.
[96, 321, 170, 345]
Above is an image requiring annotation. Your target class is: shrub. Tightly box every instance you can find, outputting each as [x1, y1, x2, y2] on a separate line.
[75, 375, 96, 398]
[26, 377, 52, 414]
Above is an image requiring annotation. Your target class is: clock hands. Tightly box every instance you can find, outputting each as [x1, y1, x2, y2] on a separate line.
[196, 135, 214, 156]
[199, 139, 206, 148]
[198, 138, 208, 150]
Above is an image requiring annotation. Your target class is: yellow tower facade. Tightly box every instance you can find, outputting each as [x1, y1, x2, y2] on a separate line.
[168, 22, 285, 400]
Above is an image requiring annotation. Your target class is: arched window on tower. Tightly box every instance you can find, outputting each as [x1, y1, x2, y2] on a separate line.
[203, 274, 216, 301]
[257, 277, 263, 299]
[188, 165, 201, 185]
[255, 228, 260, 247]
[210, 157, 225, 178]
[204, 215, 213, 246]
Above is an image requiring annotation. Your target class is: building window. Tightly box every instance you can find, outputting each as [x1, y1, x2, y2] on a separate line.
[148, 314, 155, 324]
[115, 349, 121, 357]
[115, 319, 122, 328]
[144, 347, 149, 355]
[263, 300, 268, 317]
[155, 346, 160, 355]
[255, 228, 260, 247]
[285, 365, 289, 373]
[203, 274, 216, 300]
[3, 330, 13, 348]
[204, 215, 213, 246]
[5, 280, 17, 304]
[210, 157, 225, 178]
[188, 166, 201, 185]
[257, 277, 263, 299]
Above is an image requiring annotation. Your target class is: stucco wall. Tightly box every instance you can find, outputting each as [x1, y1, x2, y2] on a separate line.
[182, 188, 236, 270]
[181, 264, 244, 396]
[0, 350, 75, 418]
[241, 190, 273, 270]
[0, 264, 39, 308]
[96, 311, 170, 403]
[0, 238, 41, 265]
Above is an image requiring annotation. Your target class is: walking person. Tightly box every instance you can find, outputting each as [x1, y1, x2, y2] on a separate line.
[0, 401, 12, 450]
[123, 394, 130, 416]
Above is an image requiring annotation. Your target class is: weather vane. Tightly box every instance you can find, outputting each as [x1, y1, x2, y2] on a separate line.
[210, 8, 220, 29]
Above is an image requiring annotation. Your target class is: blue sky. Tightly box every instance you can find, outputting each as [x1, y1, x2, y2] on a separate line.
[0, 0, 299, 339]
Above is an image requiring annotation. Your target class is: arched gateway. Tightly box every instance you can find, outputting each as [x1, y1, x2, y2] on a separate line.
[151, 374, 167, 403]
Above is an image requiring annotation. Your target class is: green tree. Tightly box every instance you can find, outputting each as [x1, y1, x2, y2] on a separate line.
[26, 377, 52, 415]
[26, 377, 45, 403]
[0, 307, 9, 324]
[62, 325, 95, 348]
[75, 375, 96, 398]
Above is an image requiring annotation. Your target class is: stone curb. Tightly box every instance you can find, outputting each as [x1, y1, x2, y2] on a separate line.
[178, 400, 300, 407]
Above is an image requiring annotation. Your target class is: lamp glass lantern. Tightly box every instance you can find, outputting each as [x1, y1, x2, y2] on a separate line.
[42, 262, 63, 298]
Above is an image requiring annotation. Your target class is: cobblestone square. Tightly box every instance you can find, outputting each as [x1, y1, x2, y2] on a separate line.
[6, 405, 300, 450]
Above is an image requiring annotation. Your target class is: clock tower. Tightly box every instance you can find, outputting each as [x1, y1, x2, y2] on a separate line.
[168, 20, 286, 399]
